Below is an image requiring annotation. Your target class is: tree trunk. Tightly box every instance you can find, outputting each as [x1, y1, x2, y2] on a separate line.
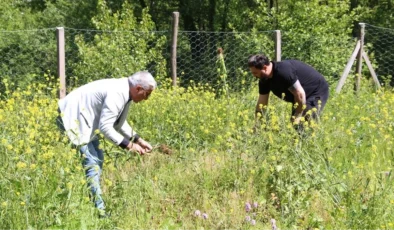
[268, 0, 274, 9]
[138, 0, 147, 8]
[221, 0, 230, 31]
[208, 0, 216, 31]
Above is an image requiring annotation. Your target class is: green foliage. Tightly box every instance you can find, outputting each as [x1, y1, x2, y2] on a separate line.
[216, 48, 229, 96]
[355, 0, 394, 28]
[0, 1, 55, 93]
[69, 0, 167, 85]
[240, 0, 357, 83]
[0, 0, 40, 30]
[355, 0, 394, 85]
[2, 0, 394, 228]
[39, 0, 98, 28]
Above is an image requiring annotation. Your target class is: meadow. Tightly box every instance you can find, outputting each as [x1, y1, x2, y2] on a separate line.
[0, 75, 394, 229]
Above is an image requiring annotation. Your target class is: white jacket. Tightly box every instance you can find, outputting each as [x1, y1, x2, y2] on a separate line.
[58, 78, 136, 146]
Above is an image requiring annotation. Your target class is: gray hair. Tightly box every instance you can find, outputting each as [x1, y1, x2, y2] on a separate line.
[128, 71, 157, 90]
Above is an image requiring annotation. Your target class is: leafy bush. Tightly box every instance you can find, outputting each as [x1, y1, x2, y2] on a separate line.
[242, 0, 358, 84]
[69, 0, 168, 86]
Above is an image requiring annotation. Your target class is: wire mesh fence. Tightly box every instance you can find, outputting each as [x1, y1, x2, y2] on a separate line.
[0, 28, 278, 94]
[176, 31, 275, 92]
[0, 28, 57, 92]
[364, 24, 394, 85]
[2, 23, 392, 95]
[281, 30, 357, 85]
[63, 28, 170, 90]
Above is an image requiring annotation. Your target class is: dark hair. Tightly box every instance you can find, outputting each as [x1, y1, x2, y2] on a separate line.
[248, 54, 270, 69]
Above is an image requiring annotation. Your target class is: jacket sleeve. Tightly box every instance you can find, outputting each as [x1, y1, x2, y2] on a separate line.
[99, 92, 130, 148]
[118, 120, 138, 140]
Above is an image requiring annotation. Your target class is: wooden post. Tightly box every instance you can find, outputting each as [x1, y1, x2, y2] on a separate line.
[274, 30, 281, 62]
[362, 51, 381, 89]
[170, 12, 179, 86]
[56, 27, 66, 99]
[355, 23, 365, 93]
[335, 41, 361, 93]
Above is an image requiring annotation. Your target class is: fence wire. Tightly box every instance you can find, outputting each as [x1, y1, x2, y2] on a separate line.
[0, 28, 57, 92]
[176, 31, 275, 91]
[364, 24, 394, 84]
[63, 28, 170, 90]
[281, 30, 356, 83]
[0, 28, 277, 94]
[2, 26, 373, 93]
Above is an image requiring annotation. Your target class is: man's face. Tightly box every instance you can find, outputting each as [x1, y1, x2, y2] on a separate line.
[133, 85, 153, 103]
[249, 66, 269, 79]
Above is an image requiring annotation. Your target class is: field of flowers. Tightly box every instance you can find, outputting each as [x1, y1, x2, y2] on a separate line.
[0, 75, 394, 229]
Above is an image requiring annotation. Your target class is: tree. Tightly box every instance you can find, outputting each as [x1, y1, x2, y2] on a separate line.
[0, 0, 56, 93]
[69, 0, 167, 86]
[236, 0, 358, 82]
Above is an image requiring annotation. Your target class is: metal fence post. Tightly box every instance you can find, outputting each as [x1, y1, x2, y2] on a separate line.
[57, 27, 66, 99]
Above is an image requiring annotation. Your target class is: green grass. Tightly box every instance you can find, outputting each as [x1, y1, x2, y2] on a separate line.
[1, 77, 394, 229]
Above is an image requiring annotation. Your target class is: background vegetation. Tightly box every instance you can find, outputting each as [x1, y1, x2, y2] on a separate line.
[1, 0, 394, 91]
[1, 0, 394, 228]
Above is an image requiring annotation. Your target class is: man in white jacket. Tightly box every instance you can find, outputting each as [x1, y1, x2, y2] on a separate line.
[57, 71, 156, 218]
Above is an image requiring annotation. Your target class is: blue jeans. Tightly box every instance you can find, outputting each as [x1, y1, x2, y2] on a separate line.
[56, 111, 105, 210]
[80, 139, 105, 210]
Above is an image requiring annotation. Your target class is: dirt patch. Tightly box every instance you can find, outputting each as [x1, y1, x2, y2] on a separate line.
[158, 144, 173, 155]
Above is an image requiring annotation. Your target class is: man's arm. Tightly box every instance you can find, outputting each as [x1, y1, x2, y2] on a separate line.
[288, 80, 306, 119]
[255, 94, 269, 119]
[121, 120, 153, 154]
[99, 93, 136, 149]
[253, 94, 269, 133]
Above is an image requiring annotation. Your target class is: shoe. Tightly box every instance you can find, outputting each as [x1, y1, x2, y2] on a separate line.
[98, 209, 111, 219]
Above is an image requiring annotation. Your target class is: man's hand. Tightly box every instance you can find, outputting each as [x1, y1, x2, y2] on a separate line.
[137, 138, 153, 153]
[291, 116, 302, 125]
[127, 142, 146, 155]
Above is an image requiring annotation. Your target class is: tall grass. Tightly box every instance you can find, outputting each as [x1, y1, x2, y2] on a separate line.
[0, 76, 393, 229]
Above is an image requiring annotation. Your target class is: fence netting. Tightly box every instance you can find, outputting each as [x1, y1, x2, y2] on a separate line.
[63, 28, 170, 90]
[0, 28, 57, 92]
[281, 30, 357, 85]
[364, 24, 394, 84]
[3, 26, 383, 94]
[0, 28, 278, 93]
[176, 31, 275, 92]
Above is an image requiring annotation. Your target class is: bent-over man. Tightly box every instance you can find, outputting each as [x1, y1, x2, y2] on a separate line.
[57, 71, 156, 218]
[248, 54, 329, 127]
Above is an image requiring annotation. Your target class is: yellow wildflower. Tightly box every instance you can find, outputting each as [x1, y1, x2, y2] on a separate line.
[16, 161, 27, 169]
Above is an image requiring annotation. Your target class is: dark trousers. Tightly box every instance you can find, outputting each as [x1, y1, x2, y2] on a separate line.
[291, 91, 329, 122]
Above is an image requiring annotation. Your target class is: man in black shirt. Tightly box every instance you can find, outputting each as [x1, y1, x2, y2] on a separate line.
[248, 54, 329, 126]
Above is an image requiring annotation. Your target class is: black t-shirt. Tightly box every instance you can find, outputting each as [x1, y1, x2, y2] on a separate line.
[259, 60, 328, 103]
